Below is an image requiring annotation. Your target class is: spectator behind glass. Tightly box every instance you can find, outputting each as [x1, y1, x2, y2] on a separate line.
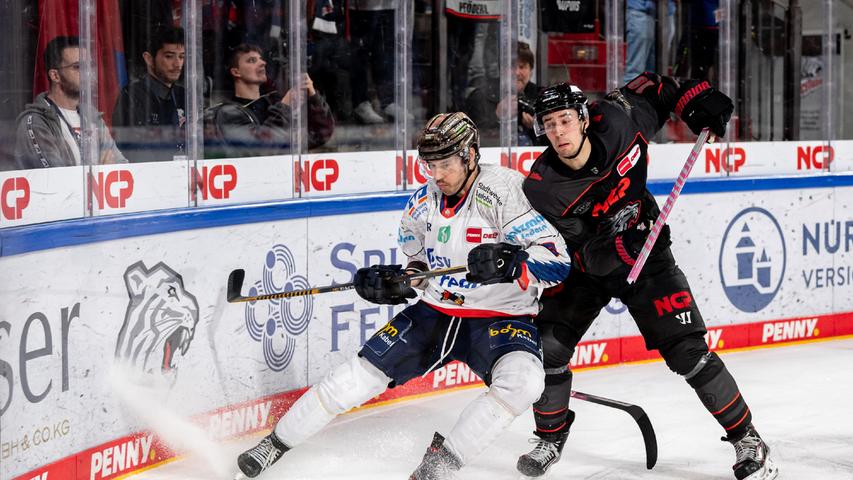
[469, 43, 543, 146]
[15, 36, 127, 169]
[624, 0, 657, 84]
[673, 0, 719, 82]
[349, 0, 397, 124]
[112, 26, 187, 163]
[205, 44, 334, 158]
[307, 0, 352, 122]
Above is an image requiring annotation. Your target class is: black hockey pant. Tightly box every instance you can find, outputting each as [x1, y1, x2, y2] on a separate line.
[532, 249, 753, 441]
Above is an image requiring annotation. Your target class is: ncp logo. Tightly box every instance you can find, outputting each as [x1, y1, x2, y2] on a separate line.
[294, 158, 339, 192]
[89, 170, 134, 209]
[193, 164, 237, 200]
[719, 207, 786, 312]
[244, 244, 312, 371]
[1, 177, 30, 220]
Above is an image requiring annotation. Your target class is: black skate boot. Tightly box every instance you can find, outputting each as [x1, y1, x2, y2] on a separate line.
[409, 432, 463, 480]
[516, 423, 571, 477]
[723, 424, 779, 480]
[236, 432, 290, 478]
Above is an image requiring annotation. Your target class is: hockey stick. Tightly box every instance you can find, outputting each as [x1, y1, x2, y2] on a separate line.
[570, 390, 658, 469]
[226, 265, 468, 303]
[626, 128, 711, 284]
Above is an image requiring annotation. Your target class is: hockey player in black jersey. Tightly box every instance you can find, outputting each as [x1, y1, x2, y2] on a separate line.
[517, 76, 779, 480]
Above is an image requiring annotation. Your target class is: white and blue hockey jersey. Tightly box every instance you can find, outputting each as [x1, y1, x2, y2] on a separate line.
[399, 164, 571, 317]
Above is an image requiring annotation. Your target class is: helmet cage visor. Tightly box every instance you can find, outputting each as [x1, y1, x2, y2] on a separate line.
[534, 106, 587, 137]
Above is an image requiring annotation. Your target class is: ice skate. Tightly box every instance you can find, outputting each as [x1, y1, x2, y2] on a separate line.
[236, 432, 289, 478]
[409, 432, 462, 480]
[724, 424, 779, 480]
[516, 425, 570, 477]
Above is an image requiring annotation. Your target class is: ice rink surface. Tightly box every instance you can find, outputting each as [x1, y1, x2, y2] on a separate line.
[130, 337, 853, 480]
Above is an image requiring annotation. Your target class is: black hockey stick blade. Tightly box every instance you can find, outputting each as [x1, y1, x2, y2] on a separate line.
[571, 390, 658, 469]
[227, 269, 246, 303]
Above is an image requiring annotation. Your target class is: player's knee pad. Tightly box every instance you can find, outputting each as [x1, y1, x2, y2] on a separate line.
[488, 351, 545, 416]
[540, 323, 578, 372]
[659, 333, 716, 378]
[315, 355, 391, 414]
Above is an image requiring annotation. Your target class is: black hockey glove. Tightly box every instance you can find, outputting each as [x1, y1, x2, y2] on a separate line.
[615, 223, 672, 265]
[354, 264, 417, 305]
[677, 81, 734, 138]
[466, 243, 529, 285]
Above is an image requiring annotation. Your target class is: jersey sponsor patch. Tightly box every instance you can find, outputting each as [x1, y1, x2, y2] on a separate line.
[506, 214, 549, 241]
[488, 320, 540, 355]
[364, 314, 413, 357]
[465, 227, 499, 243]
[616, 144, 642, 176]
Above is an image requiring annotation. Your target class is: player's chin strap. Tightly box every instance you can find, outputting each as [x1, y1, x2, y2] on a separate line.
[422, 316, 462, 378]
[450, 151, 481, 198]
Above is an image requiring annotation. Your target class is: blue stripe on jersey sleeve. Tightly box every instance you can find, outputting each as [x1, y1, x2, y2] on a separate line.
[526, 259, 571, 284]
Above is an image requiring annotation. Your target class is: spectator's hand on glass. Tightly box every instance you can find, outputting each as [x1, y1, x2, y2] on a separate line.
[521, 111, 535, 129]
[100, 149, 116, 165]
[282, 74, 317, 107]
[496, 95, 518, 119]
[303, 74, 316, 97]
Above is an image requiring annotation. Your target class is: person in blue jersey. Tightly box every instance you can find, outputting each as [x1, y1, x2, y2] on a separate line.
[235, 112, 571, 480]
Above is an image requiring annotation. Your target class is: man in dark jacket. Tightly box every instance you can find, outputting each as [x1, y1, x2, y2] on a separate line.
[112, 26, 186, 163]
[517, 76, 778, 480]
[205, 44, 334, 158]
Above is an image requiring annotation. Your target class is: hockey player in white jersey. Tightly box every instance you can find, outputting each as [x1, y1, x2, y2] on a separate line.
[235, 112, 572, 479]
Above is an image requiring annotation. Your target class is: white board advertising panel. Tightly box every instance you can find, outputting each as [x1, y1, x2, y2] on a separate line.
[0, 166, 85, 227]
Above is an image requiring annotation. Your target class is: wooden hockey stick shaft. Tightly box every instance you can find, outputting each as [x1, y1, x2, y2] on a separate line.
[226, 265, 468, 303]
[626, 128, 711, 284]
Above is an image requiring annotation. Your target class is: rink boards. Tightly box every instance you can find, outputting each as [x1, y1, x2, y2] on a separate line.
[3, 165, 853, 479]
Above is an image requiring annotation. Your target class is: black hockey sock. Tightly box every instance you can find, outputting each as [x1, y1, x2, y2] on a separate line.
[533, 371, 575, 438]
[687, 353, 752, 439]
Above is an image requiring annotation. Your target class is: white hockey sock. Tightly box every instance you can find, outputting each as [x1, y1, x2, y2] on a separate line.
[444, 391, 516, 465]
[443, 351, 544, 465]
[273, 386, 336, 447]
[274, 356, 390, 447]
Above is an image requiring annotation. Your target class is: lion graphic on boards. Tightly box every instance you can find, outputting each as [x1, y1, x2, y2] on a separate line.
[115, 261, 199, 382]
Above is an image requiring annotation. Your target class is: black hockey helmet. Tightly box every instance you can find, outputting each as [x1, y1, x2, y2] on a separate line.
[417, 112, 480, 163]
[533, 83, 588, 136]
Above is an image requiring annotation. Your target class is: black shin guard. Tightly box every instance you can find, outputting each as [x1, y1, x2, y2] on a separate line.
[687, 353, 752, 439]
[661, 336, 752, 439]
[533, 370, 575, 438]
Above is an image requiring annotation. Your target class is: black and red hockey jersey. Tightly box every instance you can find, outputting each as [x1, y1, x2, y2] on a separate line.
[523, 74, 703, 278]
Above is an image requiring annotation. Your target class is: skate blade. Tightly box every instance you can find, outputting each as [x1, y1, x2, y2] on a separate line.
[743, 458, 779, 480]
[233, 473, 248, 480]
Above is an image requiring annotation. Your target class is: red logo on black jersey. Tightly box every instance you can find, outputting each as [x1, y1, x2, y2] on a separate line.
[592, 177, 631, 217]
[528, 172, 543, 181]
[653, 291, 693, 316]
[616, 144, 642, 176]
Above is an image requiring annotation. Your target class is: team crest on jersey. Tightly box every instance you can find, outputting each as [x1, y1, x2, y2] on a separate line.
[437, 226, 452, 243]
